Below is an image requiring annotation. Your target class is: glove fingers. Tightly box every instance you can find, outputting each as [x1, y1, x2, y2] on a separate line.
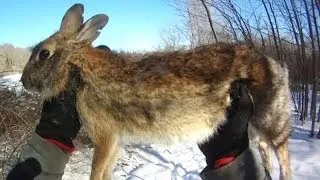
[198, 79, 253, 161]
[6, 158, 41, 180]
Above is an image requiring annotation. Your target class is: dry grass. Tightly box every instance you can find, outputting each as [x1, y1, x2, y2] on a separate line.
[0, 88, 41, 179]
[0, 44, 30, 73]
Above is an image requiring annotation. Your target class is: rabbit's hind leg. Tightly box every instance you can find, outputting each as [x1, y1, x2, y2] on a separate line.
[102, 141, 120, 180]
[90, 133, 119, 180]
[249, 124, 273, 176]
[257, 140, 273, 174]
[274, 139, 291, 180]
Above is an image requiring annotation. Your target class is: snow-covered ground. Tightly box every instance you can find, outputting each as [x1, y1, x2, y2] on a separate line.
[0, 73, 25, 93]
[63, 120, 320, 180]
[1, 73, 320, 180]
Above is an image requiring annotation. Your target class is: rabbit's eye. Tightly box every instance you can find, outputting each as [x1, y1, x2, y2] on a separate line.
[39, 49, 50, 60]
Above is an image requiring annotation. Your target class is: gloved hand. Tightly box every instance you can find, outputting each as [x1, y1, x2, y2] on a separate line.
[198, 79, 253, 169]
[96, 45, 111, 51]
[35, 67, 82, 152]
[7, 74, 82, 180]
[35, 90, 80, 149]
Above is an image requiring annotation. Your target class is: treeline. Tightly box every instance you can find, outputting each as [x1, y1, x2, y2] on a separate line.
[161, 0, 320, 137]
[0, 44, 30, 73]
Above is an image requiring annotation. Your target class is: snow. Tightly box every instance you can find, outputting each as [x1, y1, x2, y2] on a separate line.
[63, 121, 320, 180]
[281, 116, 320, 180]
[63, 144, 206, 180]
[0, 73, 23, 93]
[1, 73, 320, 180]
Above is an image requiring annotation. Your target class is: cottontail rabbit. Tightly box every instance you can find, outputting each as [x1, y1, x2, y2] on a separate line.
[21, 4, 291, 180]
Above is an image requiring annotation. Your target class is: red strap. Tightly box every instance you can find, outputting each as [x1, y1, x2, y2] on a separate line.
[46, 139, 75, 153]
[214, 156, 236, 168]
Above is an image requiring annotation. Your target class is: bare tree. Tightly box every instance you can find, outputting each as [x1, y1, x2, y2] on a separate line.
[224, 0, 253, 44]
[317, 105, 320, 138]
[250, 0, 266, 52]
[200, 0, 218, 42]
[261, 0, 281, 60]
[160, 25, 183, 50]
[290, 0, 309, 124]
[302, 0, 318, 136]
[0, 47, 13, 69]
[314, 0, 320, 138]
[205, 1, 239, 41]
[162, 0, 318, 130]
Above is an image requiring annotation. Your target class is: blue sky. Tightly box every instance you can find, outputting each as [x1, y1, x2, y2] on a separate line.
[0, 0, 180, 51]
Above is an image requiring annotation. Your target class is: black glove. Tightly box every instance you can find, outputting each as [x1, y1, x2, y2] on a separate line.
[198, 79, 253, 168]
[7, 91, 79, 180]
[96, 45, 111, 51]
[35, 68, 82, 148]
[6, 158, 41, 180]
[35, 91, 80, 148]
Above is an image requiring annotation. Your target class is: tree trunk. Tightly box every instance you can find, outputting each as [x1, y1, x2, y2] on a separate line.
[298, 88, 302, 112]
[291, 0, 308, 123]
[304, 83, 310, 124]
[318, 103, 320, 123]
[313, 0, 320, 123]
[251, 0, 265, 52]
[303, 0, 317, 136]
[208, 2, 238, 42]
[200, 0, 218, 43]
[300, 84, 306, 124]
[267, 0, 283, 60]
[226, 0, 253, 44]
[262, 0, 280, 60]
[283, 0, 302, 115]
[317, 103, 320, 138]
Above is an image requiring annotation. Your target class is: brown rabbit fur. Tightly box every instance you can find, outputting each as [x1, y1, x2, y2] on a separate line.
[21, 4, 291, 180]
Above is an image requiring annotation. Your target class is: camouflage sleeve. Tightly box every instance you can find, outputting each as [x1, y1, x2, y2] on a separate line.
[7, 133, 69, 180]
[200, 147, 271, 180]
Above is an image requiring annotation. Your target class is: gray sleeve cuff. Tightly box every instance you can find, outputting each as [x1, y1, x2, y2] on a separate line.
[200, 148, 271, 180]
[19, 132, 70, 179]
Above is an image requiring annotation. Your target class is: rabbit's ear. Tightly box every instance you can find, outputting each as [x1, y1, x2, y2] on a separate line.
[60, 4, 84, 35]
[74, 14, 109, 44]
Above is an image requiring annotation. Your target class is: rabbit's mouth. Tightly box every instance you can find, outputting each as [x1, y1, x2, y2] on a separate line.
[21, 74, 32, 90]
[21, 74, 43, 92]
